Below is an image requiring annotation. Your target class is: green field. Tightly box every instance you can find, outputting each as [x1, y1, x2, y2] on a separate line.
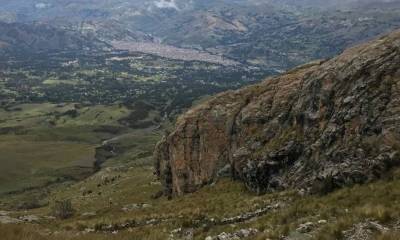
[0, 102, 160, 196]
[0, 135, 95, 194]
[0, 103, 131, 129]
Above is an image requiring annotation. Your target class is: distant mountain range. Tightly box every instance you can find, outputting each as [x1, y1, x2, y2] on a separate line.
[0, 21, 109, 55]
[1, 0, 400, 70]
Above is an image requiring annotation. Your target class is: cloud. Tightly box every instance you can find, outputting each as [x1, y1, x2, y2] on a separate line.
[153, 0, 179, 10]
[35, 3, 50, 9]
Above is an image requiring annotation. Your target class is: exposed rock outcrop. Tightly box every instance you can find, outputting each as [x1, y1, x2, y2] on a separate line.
[155, 30, 400, 196]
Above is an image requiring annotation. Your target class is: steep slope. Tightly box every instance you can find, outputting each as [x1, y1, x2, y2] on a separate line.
[155, 30, 400, 196]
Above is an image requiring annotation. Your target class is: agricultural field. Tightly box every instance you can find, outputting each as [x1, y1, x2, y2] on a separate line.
[0, 48, 268, 202]
[0, 50, 268, 110]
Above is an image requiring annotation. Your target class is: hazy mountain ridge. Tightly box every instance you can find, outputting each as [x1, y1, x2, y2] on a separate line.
[0, 21, 109, 54]
[1, 0, 400, 70]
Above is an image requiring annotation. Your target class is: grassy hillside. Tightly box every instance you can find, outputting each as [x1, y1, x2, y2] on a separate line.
[0, 102, 399, 239]
[1, 79, 400, 240]
[1, 166, 400, 239]
[0, 103, 399, 239]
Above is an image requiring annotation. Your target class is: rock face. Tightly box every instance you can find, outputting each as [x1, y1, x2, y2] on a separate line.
[154, 30, 400, 196]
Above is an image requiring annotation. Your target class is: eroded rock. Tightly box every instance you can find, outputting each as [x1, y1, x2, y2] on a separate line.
[121, 203, 152, 212]
[0, 216, 21, 224]
[0, 211, 9, 216]
[343, 221, 389, 240]
[155, 30, 400, 196]
[205, 228, 259, 240]
[19, 215, 40, 223]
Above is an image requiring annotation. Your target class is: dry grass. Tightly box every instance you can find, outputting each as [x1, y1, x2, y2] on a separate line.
[2, 102, 400, 239]
[251, 169, 400, 239]
[0, 224, 46, 240]
[376, 232, 400, 240]
[2, 169, 400, 239]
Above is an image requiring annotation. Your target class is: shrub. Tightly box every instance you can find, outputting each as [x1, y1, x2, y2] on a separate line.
[51, 199, 74, 219]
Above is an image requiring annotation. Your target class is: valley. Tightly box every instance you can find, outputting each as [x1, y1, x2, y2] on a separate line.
[1, 29, 400, 240]
[0, 50, 265, 106]
[0, 47, 266, 209]
[1, 1, 400, 240]
[112, 41, 239, 66]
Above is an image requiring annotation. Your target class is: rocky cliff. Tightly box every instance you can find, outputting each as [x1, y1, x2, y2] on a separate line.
[154, 30, 400, 196]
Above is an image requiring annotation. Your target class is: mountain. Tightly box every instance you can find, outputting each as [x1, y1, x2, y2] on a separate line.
[144, 1, 400, 69]
[1, 0, 400, 70]
[0, 21, 108, 54]
[263, 0, 400, 9]
[155, 29, 400, 197]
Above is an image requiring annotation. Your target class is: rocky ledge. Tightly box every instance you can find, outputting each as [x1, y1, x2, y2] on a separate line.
[154, 29, 400, 196]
